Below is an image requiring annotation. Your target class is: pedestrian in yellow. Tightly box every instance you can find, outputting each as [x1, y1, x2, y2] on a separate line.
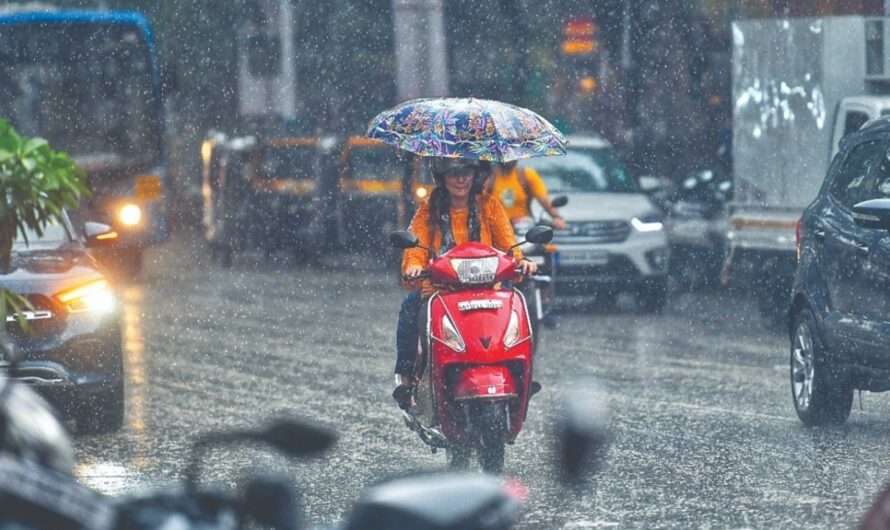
[488, 161, 567, 229]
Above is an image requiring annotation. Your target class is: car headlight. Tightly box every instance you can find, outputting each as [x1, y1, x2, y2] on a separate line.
[56, 280, 115, 314]
[632, 214, 664, 232]
[450, 257, 498, 284]
[440, 314, 465, 352]
[504, 311, 522, 348]
[119, 203, 142, 226]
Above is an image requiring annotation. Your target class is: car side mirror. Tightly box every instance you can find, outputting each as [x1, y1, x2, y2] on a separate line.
[83, 222, 118, 247]
[853, 199, 890, 230]
[389, 230, 419, 249]
[524, 226, 553, 244]
[551, 195, 569, 208]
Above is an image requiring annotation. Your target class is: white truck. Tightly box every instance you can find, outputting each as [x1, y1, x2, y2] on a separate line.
[726, 16, 890, 321]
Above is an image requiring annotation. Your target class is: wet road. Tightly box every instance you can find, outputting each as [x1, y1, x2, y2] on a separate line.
[73, 232, 890, 529]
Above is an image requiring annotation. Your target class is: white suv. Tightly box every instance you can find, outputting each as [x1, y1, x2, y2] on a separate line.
[519, 135, 670, 312]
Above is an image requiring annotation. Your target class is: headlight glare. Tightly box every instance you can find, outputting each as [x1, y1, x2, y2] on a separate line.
[56, 280, 115, 314]
[632, 215, 664, 232]
[119, 204, 142, 226]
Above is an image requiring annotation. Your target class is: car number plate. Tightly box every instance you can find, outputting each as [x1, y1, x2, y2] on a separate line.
[558, 249, 609, 265]
[135, 174, 163, 202]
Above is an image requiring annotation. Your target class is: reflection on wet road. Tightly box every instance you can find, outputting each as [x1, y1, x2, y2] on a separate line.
[73, 233, 890, 528]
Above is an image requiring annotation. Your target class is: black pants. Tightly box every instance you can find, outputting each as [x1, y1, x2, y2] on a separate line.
[395, 291, 425, 376]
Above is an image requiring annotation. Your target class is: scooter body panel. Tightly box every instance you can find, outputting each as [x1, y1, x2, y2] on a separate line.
[416, 287, 533, 444]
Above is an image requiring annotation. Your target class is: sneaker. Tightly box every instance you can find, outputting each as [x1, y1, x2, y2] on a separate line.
[392, 384, 414, 411]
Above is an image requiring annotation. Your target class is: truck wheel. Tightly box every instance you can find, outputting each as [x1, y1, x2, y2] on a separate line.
[77, 378, 125, 435]
[637, 278, 668, 314]
[790, 309, 852, 426]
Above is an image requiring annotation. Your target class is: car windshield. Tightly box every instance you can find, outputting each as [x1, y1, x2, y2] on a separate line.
[520, 149, 637, 193]
[258, 146, 317, 180]
[0, 22, 162, 169]
[12, 220, 70, 252]
[346, 147, 409, 182]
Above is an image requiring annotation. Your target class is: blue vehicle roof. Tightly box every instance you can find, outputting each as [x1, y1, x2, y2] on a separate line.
[0, 10, 151, 31]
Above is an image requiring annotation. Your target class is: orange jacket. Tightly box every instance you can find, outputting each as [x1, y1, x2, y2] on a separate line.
[402, 194, 522, 295]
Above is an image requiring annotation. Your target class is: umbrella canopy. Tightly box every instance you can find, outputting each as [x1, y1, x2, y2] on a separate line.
[366, 98, 567, 162]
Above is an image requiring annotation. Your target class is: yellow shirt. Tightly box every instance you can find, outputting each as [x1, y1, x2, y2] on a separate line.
[489, 166, 549, 220]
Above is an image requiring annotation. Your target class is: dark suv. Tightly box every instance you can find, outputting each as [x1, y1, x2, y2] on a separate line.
[789, 117, 890, 426]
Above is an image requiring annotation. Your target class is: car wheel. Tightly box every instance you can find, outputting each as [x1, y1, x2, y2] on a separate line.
[637, 278, 668, 314]
[790, 309, 852, 426]
[78, 378, 125, 435]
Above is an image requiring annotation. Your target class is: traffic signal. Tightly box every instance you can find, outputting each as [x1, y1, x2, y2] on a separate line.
[562, 18, 597, 56]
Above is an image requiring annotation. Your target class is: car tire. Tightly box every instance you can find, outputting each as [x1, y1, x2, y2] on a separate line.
[78, 378, 125, 435]
[790, 309, 853, 426]
[637, 278, 668, 314]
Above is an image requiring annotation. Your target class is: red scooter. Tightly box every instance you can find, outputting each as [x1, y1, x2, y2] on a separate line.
[390, 226, 553, 473]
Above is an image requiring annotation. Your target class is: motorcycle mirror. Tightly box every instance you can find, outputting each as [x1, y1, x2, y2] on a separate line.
[257, 418, 337, 457]
[524, 226, 553, 245]
[550, 195, 569, 208]
[556, 385, 611, 488]
[389, 230, 419, 249]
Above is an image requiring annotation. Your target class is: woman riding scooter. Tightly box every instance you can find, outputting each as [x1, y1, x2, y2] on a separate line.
[393, 157, 537, 408]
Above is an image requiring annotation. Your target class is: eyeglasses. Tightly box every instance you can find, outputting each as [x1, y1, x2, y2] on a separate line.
[442, 168, 473, 180]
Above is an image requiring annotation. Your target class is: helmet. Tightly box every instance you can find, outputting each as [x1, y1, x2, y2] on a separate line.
[426, 158, 493, 187]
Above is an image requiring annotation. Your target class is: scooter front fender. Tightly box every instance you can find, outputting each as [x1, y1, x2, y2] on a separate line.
[452, 365, 518, 401]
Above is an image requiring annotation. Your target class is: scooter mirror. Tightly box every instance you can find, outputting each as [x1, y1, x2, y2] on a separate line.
[550, 195, 569, 208]
[524, 226, 553, 245]
[258, 418, 337, 457]
[390, 230, 419, 249]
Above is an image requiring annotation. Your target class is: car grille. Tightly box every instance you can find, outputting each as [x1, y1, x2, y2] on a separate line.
[553, 220, 630, 244]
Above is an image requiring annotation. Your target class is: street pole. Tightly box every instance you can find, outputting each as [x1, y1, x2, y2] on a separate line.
[391, 0, 449, 101]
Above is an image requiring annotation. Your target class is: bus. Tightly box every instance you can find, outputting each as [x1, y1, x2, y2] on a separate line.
[0, 10, 169, 273]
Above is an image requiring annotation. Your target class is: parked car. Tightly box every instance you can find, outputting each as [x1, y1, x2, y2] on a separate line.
[519, 135, 670, 312]
[789, 117, 890, 426]
[1, 212, 124, 433]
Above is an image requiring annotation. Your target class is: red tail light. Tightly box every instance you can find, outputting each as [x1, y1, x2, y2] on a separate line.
[795, 218, 803, 262]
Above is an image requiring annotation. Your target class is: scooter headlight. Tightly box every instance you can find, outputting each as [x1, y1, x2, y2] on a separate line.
[504, 311, 522, 348]
[450, 257, 498, 284]
[440, 314, 465, 352]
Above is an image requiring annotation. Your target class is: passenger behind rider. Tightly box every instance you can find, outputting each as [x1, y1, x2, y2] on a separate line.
[393, 158, 537, 408]
[488, 161, 567, 230]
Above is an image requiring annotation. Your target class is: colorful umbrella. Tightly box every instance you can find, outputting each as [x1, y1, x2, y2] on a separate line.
[366, 98, 567, 162]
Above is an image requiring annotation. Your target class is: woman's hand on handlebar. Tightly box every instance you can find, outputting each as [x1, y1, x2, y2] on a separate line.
[404, 264, 426, 280]
[517, 258, 538, 277]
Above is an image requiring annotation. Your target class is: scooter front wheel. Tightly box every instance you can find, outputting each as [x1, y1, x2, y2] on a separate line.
[475, 401, 508, 474]
[446, 445, 472, 470]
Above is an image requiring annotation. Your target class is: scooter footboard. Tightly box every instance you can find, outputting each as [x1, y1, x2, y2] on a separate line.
[451, 365, 518, 401]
